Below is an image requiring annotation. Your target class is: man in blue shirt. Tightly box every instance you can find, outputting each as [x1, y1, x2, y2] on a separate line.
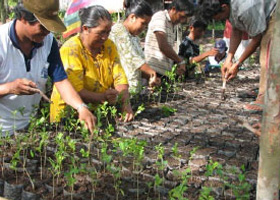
[0, 0, 96, 134]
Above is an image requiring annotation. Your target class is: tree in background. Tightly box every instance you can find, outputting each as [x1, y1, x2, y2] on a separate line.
[0, 0, 19, 23]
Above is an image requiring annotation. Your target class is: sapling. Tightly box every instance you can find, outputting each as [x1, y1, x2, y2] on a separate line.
[171, 142, 180, 159]
[10, 147, 21, 184]
[161, 105, 177, 117]
[131, 140, 146, 200]
[199, 187, 214, 200]
[35, 131, 49, 179]
[168, 168, 191, 200]
[107, 163, 123, 200]
[100, 142, 112, 172]
[64, 165, 79, 200]
[154, 173, 163, 199]
[134, 104, 145, 118]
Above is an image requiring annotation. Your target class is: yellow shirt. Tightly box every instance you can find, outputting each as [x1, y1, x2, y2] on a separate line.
[50, 35, 128, 122]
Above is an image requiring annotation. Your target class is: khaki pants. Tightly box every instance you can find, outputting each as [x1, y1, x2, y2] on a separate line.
[258, 12, 276, 102]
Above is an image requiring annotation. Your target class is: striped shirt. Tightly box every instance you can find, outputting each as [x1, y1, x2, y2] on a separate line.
[144, 10, 177, 75]
[230, 0, 276, 37]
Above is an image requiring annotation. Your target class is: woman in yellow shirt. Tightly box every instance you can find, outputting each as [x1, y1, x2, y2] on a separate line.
[51, 5, 134, 122]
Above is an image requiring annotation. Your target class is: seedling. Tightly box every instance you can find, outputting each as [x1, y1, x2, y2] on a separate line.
[161, 106, 177, 117]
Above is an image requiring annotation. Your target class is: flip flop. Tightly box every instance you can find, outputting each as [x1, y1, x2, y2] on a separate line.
[243, 103, 263, 113]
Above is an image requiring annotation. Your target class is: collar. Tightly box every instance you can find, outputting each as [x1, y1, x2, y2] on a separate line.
[77, 34, 105, 58]
[164, 10, 172, 22]
[9, 19, 43, 50]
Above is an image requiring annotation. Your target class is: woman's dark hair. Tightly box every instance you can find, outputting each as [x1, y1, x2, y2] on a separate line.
[123, 0, 153, 19]
[79, 5, 111, 29]
[197, 0, 230, 22]
[168, 0, 195, 17]
[14, 2, 37, 23]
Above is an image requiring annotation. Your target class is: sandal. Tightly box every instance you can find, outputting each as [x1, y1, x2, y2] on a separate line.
[243, 101, 263, 112]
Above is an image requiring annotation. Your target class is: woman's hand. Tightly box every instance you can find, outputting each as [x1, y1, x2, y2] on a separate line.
[77, 104, 96, 133]
[104, 88, 119, 104]
[121, 103, 134, 122]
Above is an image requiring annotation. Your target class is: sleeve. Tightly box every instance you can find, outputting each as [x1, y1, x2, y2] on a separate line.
[59, 41, 85, 92]
[150, 12, 167, 33]
[231, 5, 267, 37]
[110, 30, 145, 71]
[240, 8, 267, 37]
[178, 38, 193, 60]
[109, 42, 128, 86]
[47, 37, 68, 82]
[130, 37, 146, 69]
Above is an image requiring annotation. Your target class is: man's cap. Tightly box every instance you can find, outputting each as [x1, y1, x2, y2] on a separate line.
[215, 39, 227, 53]
[23, 0, 66, 32]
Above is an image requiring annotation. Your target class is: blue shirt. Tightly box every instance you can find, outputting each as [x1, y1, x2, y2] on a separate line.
[9, 20, 67, 82]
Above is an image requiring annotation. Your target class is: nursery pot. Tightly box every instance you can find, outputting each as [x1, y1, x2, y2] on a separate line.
[0, 178, 4, 196]
[4, 181, 24, 200]
[21, 189, 40, 200]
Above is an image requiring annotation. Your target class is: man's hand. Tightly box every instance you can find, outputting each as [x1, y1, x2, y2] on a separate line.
[149, 73, 161, 87]
[77, 105, 96, 133]
[8, 78, 38, 95]
[226, 62, 239, 81]
[176, 64, 186, 76]
[221, 59, 232, 80]
[207, 48, 219, 56]
[104, 88, 119, 104]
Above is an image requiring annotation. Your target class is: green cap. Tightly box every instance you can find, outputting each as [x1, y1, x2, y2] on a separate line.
[23, 0, 66, 32]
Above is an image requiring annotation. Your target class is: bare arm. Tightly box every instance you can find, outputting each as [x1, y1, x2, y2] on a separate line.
[140, 63, 157, 78]
[222, 28, 243, 79]
[79, 89, 106, 104]
[54, 79, 96, 132]
[155, 31, 183, 63]
[237, 34, 262, 64]
[155, 31, 186, 75]
[191, 48, 218, 64]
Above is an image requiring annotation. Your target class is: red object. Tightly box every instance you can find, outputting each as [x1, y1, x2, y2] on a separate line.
[223, 20, 249, 40]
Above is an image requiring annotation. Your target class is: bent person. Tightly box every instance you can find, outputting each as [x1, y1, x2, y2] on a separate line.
[109, 0, 161, 93]
[50, 5, 134, 123]
[0, 0, 96, 135]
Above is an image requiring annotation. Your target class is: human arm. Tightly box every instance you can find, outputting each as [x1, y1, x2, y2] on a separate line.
[191, 48, 218, 64]
[140, 63, 161, 87]
[78, 88, 119, 105]
[222, 27, 243, 79]
[225, 32, 262, 81]
[54, 79, 96, 132]
[155, 31, 185, 75]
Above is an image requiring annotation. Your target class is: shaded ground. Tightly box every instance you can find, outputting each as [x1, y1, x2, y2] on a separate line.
[114, 61, 261, 199]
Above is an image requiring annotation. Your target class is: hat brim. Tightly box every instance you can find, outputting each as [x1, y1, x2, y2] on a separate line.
[35, 14, 66, 33]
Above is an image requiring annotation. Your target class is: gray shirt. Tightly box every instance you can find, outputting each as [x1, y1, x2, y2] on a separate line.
[230, 0, 276, 37]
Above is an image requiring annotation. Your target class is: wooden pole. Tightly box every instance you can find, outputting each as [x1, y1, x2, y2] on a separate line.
[0, 0, 7, 24]
[257, 1, 280, 199]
